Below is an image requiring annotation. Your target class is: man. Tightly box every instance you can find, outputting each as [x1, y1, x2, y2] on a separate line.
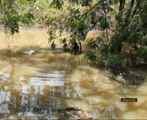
[51, 41, 56, 50]
[72, 41, 79, 54]
[78, 41, 82, 54]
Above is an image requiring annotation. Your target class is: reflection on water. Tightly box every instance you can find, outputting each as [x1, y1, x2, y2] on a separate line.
[0, 51, 147, 119]
[0, 51, 85, 119]
[30, 71, 65, 86]
[0, 91, 10, 114]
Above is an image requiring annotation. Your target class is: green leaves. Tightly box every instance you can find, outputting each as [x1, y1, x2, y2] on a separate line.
[66, 8, 90, 39]
[110, 34, 122, 53]
[105, 55, 126, 67]
[78, 20, 88, 31]
[6, 14, 20, 34]
[81, 0, 92, 6]
[115, 12, 124, 24]
[86, 50, 96, 62]
[99, 16, 109, 30]
[87, 40, 98, 49]
[50, 0, 64, 9]
[127, 32, 143, 45]
[68, 0, 92, 6]
[74, 20, 90, 39]
[24, 0, 147, 65]
[20, 12, 34, 24]
[0, 0, 145, 66]
[138, 46, 147, 61]
[69, 0, 79, 4]
[0, 0, 20, 34]
[48, 29, 56, 42]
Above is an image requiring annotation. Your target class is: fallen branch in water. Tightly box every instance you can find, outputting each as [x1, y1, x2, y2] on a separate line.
[107, 75, 125, 84]
[69, 99, 93, 119]
[65, 111, 81, 119]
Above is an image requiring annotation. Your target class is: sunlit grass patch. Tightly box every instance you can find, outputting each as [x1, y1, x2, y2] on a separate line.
[0, 28, 49, 50]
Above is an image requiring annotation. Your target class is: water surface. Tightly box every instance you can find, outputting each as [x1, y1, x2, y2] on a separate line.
[0, 28, 147, 119]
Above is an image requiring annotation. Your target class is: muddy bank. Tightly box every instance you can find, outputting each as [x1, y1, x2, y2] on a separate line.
[0, 27, 49, 49]
[106, 66, 145, 86]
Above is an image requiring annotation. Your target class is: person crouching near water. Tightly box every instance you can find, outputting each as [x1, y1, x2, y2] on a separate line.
[72, 41, 83, 55]
[62, 38, 69, 52]
[51, 41, 56, 50]
[78, 41, 82, 54]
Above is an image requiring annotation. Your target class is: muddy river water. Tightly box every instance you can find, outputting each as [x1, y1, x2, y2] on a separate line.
[0, 50, 146, 120]
[0, 29, 147, 119]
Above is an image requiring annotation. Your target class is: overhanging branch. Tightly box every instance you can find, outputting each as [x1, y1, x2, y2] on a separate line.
[79, 1, 100, 20]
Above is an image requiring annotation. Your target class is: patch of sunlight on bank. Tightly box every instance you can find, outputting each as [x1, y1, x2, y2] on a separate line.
[0, 28, 49, 50]
[86, 30, 103, 41]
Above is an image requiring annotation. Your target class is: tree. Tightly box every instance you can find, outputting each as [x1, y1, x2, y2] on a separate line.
[0, 0, 146, 67]
[0, 0, 20, 34]
[0, 0, 36, 34]
[48, 0, 147, 67]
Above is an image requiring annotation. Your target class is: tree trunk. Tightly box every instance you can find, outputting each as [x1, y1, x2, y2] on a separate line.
[119, 0, 125, 11]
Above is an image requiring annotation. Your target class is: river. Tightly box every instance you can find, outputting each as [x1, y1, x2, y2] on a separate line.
[0, 28, 146, 119]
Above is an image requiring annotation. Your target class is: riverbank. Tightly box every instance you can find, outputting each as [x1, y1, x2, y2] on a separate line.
[0, 27, 146, 87]
[0, 27, 49, 50]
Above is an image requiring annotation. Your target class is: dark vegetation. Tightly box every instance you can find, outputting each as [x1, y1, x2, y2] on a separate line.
[0, 0, 146, 84]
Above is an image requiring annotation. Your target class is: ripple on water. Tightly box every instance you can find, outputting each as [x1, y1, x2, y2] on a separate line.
[29, 71, 65, 86]
[0, 53, 147, 119]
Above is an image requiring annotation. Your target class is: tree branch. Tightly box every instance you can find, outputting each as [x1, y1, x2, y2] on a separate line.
[80, 1, 100, 20]
[119, 0, 126, 11]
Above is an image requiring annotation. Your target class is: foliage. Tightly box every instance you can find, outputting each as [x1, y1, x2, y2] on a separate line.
[86, 50, 96, 62]
[99, 16, 109, 30]
[87, 40, 98, 50]
[0, 0, 64, 34]
[48, 29, 56, 42]
[138, 46, 147, 61]
[64, 0, 147, 66]
[105, 55, 126, 67]
[50, 0, 64, 9]
[20, 12, 34, 24]
[0, 0, 146, 66]
[0, 0, 20, 34]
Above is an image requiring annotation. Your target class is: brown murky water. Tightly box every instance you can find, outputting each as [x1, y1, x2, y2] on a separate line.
[0, 29, 147, 119]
